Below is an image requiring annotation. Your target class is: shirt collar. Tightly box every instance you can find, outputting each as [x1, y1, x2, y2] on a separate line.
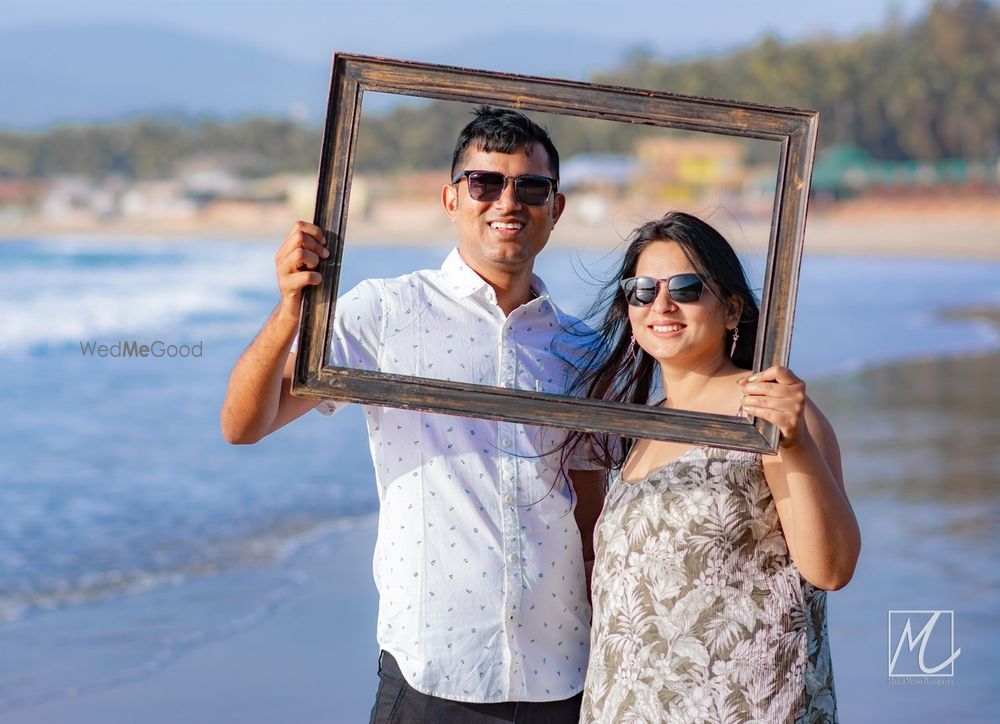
[441, 248, 552, 307]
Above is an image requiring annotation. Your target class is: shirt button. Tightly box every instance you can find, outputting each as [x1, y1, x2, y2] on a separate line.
[503, 438, 512, 447]
[508, 553, 517, 564]
[503, 495, 514, 506]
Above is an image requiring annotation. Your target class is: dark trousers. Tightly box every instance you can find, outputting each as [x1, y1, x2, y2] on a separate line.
[369, 651, 583, 724]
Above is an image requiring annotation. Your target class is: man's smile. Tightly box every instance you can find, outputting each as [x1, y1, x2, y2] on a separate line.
[489, 220, 526, 232]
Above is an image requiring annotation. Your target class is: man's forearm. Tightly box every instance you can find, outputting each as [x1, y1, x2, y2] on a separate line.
[220, 303, 300, 444]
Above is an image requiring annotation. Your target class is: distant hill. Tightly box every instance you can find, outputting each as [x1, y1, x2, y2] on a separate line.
[0, 24, 329, 128]
[0, 24, 630, 130]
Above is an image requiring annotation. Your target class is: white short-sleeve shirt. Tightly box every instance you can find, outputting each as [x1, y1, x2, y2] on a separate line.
[315, 249, 594, 703]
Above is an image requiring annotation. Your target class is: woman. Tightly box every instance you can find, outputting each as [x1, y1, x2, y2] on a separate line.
[575, 212, 860, 723]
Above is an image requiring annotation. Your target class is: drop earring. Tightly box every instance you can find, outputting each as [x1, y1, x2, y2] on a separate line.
[729, 327, 740, 358]
[628, 334, 638, 363]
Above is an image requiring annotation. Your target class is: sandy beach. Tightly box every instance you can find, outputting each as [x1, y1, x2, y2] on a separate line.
[2, 202, 997, 259]
[0, 519, 382, 724]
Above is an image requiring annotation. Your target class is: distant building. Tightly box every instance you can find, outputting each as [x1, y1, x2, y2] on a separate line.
[0, 179, 45, 224]
[559, 153, 638, 193]
[120, 180, 197, 220]
[811, 145, 999, 201]
[559, 154, 640, 225]
[633, 136, 746, 203]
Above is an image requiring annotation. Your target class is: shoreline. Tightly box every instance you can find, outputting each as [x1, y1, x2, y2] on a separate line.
[0, 519, 383, 724]
[1, 212, 998, 260]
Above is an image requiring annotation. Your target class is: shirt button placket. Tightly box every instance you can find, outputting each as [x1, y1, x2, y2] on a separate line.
[498, 320, 522, 697]
[497, 320, 527, 699]
[508, 452, 526, 698]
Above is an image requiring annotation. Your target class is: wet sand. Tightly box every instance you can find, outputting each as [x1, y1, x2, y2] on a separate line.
[3, 209, 999, 260]
[0, 520, 382, 724]
[810, 346, 999, 722]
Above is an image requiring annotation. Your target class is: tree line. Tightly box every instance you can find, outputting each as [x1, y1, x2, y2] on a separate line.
[0, 0, 995, 181]
[0, 117, 318, 181]
[593, 0, 998, 162]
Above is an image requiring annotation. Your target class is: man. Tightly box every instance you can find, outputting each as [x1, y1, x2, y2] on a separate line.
[221, 107, 604, 723]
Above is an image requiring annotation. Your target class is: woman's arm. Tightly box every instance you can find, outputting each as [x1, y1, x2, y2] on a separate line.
[740, 367, 861, 591]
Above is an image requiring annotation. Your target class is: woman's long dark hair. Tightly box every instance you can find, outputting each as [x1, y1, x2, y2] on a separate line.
[565, 211, 760, 470]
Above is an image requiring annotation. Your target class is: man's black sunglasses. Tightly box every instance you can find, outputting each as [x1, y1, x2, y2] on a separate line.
[620, 274, 707, 306]
[452, 170, 557, 206]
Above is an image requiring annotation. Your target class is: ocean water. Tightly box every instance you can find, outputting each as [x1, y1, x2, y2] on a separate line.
[0, 238, 998, 716]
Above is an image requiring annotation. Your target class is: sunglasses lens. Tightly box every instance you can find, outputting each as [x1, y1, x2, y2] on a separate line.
[514, 176, 552, 205]
[622, 277, 658, 306]
[668, 274, 704, 303]
[465, 172, 505, 201]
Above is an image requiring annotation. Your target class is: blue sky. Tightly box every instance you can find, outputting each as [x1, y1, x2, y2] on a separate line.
[4, 0, 938, 63]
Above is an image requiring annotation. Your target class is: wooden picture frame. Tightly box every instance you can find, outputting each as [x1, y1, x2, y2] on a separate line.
[292, 52, 819, 454]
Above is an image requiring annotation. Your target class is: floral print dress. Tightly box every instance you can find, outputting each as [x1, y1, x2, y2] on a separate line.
[580, 446, 837, 724]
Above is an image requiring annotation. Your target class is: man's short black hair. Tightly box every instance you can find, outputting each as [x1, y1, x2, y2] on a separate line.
[450, 106, 560, 181]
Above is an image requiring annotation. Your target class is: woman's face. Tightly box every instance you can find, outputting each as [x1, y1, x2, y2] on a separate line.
[628, 240, 735, 368]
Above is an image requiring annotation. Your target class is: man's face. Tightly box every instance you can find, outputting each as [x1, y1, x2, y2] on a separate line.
[442, 143, 565, 280]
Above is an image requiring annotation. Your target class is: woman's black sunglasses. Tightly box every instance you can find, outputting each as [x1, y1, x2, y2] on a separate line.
[452, 170, 557, 206]
[620, 274, 706, 306]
